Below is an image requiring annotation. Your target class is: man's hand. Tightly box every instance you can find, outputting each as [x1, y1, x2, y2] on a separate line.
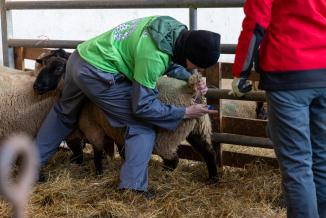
[231, 77, 253, 97]
[184, 104, 218, 119]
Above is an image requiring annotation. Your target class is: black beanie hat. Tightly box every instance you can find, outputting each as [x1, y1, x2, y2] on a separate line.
[184, 30, 221, 68]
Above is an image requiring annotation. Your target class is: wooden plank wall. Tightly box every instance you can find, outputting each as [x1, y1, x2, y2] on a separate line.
[14, 47, 51, 70]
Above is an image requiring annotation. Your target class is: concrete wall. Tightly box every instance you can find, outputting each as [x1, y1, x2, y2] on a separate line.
[2, 7, 245, 65]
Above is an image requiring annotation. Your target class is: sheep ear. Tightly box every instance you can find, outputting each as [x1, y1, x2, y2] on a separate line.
[58, 49, 70, 60]
[35, 59, 43, 64]
[63, 52, 70, 60]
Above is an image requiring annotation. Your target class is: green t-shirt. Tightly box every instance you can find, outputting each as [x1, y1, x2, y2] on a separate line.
[77, 16, 170, 89]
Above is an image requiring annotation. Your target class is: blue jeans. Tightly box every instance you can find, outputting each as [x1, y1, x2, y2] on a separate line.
[266, 88, 326, 218]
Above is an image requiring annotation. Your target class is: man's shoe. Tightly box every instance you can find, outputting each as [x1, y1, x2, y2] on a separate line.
[139, 190, 155, 200]
[119, 188, 156, 200]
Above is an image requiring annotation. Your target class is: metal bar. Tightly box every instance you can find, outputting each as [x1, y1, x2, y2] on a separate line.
[5, 10, 13, 67]
[5, 0, 245, 10]
[220, 44, 236, 54]
[1, 0, 14, 67]
[7, 39, 83, 48]
[189, 7, 197, 30]
[212, 133, 274, 149]
[8, 39, 236, 54]
[206, 88, 266, 101]
[1, 0, 8, 66]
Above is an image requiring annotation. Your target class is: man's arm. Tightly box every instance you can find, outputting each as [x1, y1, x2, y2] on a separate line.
[233, 0, 273, 79]
[131, 81, 214, 131]
[165, 64, 192, 81]
[131, 81, 185, 131]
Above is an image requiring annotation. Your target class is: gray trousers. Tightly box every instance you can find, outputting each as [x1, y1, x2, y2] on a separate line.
[36, 51, 156, 191]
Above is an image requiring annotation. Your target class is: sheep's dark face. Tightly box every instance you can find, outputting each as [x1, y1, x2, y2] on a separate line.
[33, 49, 69, 94]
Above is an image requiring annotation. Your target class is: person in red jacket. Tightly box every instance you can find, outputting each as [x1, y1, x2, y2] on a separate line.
[232, 0, 326, 217]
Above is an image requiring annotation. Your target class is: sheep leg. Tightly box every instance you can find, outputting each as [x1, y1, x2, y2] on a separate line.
[93, 146, 103, 175]
[116, 143, 125, 160]
[162, 156, 179, 171]
[186, 134, 218, 182]
[154, 143, 179, 170]
[66, 138, 84, 165]
[92, 135, 116, 175]
[65, 129, 86, 165]
[102, 136, 116, 158]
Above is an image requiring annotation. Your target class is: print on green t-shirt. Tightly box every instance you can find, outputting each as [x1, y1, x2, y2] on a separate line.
[77, 16, 170, 89]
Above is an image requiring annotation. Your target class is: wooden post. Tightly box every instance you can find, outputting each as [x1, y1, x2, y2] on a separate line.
[205, 63, 223, 171]
[14, 47, 25, 70]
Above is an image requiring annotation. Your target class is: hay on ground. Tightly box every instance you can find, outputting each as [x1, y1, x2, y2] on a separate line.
[0, 146, 285, 218]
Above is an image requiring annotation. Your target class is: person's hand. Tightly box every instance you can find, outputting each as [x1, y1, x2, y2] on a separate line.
[184, 104, 218, 119]
[231, 77, 252, 97]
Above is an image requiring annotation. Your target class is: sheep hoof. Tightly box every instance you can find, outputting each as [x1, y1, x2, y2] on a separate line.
[117, 145, 125, 160]
[70, 154, 84, 165]
[207, 175, 219, 184]
[162, 157, 179, 171]
[95, 169, 103, 176]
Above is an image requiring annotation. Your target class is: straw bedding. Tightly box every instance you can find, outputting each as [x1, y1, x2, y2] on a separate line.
[0, 145, 285, 218]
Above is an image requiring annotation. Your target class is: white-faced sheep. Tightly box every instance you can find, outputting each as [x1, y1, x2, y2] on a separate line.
[34, 50, 218, 182]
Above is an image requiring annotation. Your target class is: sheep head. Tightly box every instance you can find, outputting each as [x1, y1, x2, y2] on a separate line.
[188, 73, 207, 105]
[33, 49, 70, 94]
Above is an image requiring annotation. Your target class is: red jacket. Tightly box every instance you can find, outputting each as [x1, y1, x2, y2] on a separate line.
[233, 0, 326, 90]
